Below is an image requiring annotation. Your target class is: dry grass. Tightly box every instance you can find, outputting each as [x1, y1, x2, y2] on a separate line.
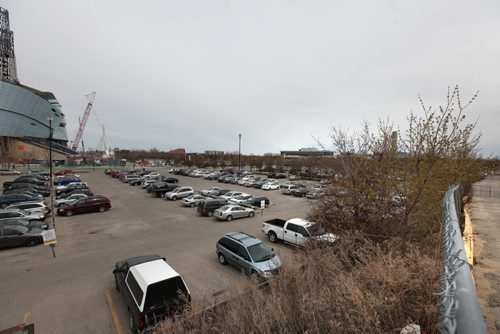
[158, 234, 440, 333]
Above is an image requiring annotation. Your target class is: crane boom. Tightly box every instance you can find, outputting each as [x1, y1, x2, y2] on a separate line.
[72, 92, 96, 151]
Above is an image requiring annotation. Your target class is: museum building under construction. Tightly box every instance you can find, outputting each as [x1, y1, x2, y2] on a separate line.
[0, 7, 76, 163]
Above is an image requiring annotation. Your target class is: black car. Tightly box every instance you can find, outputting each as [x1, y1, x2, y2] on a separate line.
[292, 187, 308, 197]
[3, 188, 45, 198]
[3, 177, 48, 188]
[0, 194, 45, 208]
[165, 177, 179, 183]
[152, 184, 179, 197]
[253, 179, 268, 189]
[251, 196, 270, 208]
[0, 218, 48, 230]
[56, 183, 89, 196]
[197, 199, 228, 217]
[0, 225, 43, 249]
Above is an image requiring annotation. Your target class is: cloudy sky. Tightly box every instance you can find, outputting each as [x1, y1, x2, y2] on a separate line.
[3, 0, 500, 156]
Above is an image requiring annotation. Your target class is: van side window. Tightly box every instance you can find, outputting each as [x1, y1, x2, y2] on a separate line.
[126, 272, 144, 307]
[237, 246, 251, 261]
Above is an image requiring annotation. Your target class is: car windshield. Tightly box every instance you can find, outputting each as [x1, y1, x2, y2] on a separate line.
[247, 242, 275, 262]
[308, 223, 326, 236]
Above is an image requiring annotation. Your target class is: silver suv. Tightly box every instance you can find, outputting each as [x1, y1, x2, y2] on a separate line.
[216, 232, 281, 280]
[165, 187, 194, 200]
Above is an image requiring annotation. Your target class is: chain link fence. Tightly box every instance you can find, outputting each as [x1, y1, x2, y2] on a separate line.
[435, 185, 487, 333]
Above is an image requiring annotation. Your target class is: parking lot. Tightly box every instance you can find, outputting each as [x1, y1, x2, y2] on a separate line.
[0, 169, 310, 333]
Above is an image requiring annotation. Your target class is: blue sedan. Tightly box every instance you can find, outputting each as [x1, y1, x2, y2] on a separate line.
[54, 176, 81, 186]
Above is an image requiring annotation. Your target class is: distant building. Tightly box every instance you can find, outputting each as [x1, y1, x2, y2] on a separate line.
[204, 150, 224, 156]
[166, 148, 185, 156]
[280, 148, 333, 159]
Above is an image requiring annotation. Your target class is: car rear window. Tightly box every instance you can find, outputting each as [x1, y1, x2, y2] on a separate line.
[126, 272, 144, 307]
[144, 276, 189, 311]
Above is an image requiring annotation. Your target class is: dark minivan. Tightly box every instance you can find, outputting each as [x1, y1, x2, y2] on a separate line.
[197, 199, 228, 217]
[57, 196, 111, 216]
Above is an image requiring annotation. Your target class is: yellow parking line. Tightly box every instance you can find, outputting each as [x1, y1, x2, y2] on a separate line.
[106, 290, 124, 334]
[23, 312, 30, 324]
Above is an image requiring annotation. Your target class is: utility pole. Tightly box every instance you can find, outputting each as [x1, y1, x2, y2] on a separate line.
[47, 117, 56, 258]
[238, 134, 242, 172]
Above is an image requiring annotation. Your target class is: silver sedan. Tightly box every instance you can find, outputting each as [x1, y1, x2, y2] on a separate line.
[214, 205, 255, 221]
[182, 195, 208, 207]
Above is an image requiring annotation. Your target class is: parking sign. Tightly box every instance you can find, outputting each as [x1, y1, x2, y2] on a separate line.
[41, 229, 57, 245]
[260, 200, 266, 209]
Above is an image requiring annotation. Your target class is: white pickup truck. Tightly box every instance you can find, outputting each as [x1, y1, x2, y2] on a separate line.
[262, 218, 337, 247]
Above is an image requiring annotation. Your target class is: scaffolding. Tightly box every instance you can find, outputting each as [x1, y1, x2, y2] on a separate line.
[0, 7, 19, 84]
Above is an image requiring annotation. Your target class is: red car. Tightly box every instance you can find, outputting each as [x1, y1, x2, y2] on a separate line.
[57, 196, 111, 216]
[54, 169, 75, 176]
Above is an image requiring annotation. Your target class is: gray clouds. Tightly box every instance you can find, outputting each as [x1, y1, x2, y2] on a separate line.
[4, 0, 500, 155]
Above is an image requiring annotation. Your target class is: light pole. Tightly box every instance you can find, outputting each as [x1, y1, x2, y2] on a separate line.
[238, 134, 242, 172]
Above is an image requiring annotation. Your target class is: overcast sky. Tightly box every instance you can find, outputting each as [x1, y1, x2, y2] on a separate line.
[3, 0, 499, 156]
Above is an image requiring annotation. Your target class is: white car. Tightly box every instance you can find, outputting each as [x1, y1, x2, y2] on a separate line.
[6, 201, 50, 215]
[55, 193, 89, 207]
[228, 195, 255, 205]
[262, 182, 280, 190]
[0, 169, 21, 175]
[55, 182, 88, 192]
[219, 191, 247, 201]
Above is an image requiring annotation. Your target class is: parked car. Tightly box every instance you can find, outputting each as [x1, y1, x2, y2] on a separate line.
[55, 181, 88, 192]
[165, 187, 194, 200]
[152, 184, 179, 198]
[0, 209, 45, 222]
[214, 205, 255, 221]
[3, 177, 47, 188]
[181, 195, 208, 207]
[123, 175, 142, 183]
[0, 169, 21, 175]
[0, 225, 44, 248]
[216, 232, 281, 280]
[200, 187, 222, 197]
[54, 169, 75, 176]
[262, 218, 337, 246]
[56, 189, 94, 199]
[261, 181, 280, 190]
[306, 189, 326, 199]
[253, 179, 268, 189]
[197, 199, 228, 217]
[281, 184, 302, 195]
[55, 193, 90, 207]
[291, 186, 308, 197]
[165, 177, 179, 183]
[56, 183, 89, 196]
[0, 218, 48, 230]
[113, 255, 191, 333]
[0, 194, 45, 208]
[219, 191, 247, 201]
[4, 183, 50, 197]
[228, 195, 255, 205]
[3, 189, 44, 199]
[54, 175, 81, 186]
[250, 196, 270, 208]
[57, 196, 111, 216]
[6, 200, 50, 215]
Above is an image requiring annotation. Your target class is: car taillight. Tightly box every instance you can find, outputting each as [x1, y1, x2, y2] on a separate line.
[44, 207, 49, 211]
[137, 314, 145, 330]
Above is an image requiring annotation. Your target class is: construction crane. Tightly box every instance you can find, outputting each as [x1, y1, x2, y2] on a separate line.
[71, 92, 96, 151]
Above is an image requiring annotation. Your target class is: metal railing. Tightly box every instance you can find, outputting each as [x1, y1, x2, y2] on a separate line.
[436, 185, 487, 333]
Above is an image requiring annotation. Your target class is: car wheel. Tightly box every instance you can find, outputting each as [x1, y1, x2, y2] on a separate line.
[190, 203, 195, 207]
[66, 210, 74, 217]
[98, 206, 105, 213]
[248, 211, 255, 218]
[218, 253, 227, 265]
[207, 211, 213, 217]
[268, 231, 277, 243]
[25, 238, 39, 247]
[173, 196, 177, 201]
[226, 215, 233, 222]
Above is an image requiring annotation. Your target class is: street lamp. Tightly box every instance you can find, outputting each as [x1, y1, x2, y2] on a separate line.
[238, 134, 242, 172]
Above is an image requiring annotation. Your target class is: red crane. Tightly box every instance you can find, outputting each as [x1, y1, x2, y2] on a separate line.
[71, 92, 96, 151]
